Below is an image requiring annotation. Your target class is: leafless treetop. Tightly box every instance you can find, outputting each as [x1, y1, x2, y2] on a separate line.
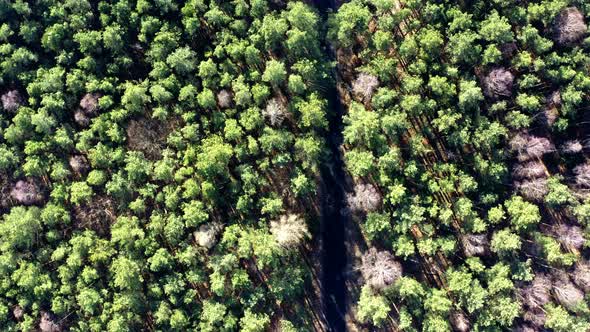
[270, 214, 310, 249]
[554, 7, 587, 46]
[461, 233, 489, 257]
[553, 224, 585, 250]
[560, 140, 583, 154]
[483, 68, 514, 100]
[1, 90, 22, 112]
[217, 89, 233, 109]
[10, 179, 43, 205]
[352, 73, 379, 102]
[360, 248, 402, 291]
[263, 98, 287, 127]
[346, 182, 382, 213]
[79, 92, 101, 115]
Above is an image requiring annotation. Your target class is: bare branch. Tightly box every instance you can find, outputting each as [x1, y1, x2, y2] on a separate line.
[554, 7, 587, 46]
[270, 214, 310, 249]
[1, 90, 22, 112]
[483, 68, 514, 100]
[360, 248, 402, 291]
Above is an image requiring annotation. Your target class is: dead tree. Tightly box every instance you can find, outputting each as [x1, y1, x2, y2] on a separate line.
[194, 222, 223, 249]
[573, 260, 590, 292]
[553, 224, 585, 250]
[10, 179, 44, 205]
[262, 98, 287, 127]
[552, 277, 585, 310]
[69, 155, 90, 176]
[270, 214, 310, 249]
[560, 140, 583, 154]
[512, 161, 547, 180]
[461, 233, 489, 257]
[217, 89, 233, 109]
[518, 273, 552, 309]
[553, 7, 587, 46]
[1, 90, 22, 112]
[574, 163, 590, 188]
[449, 311, 470, 332]
[346, 182, 382, 213]
[80, 93, 101, 114]
[515, 178, 549, 202]
[483, 68, 514, 100]
[360, 248, 402, 291]
[352, 72, 379, 102]
[39, 312, 61, 332]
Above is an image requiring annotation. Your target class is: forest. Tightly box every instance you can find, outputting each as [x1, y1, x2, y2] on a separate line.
[0, 0, 590, 331]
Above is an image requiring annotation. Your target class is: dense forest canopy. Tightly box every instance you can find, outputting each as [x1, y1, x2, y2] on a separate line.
[1, 0, 590, 331]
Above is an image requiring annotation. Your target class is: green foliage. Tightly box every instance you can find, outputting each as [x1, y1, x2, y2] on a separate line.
[357, 286, 390, 327]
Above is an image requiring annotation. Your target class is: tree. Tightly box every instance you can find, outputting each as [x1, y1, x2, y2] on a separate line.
[327, 1, 371, 48]
[479, 11, 514, 43]
[270, 214, 309, 249]
[553, 7, 587, 46]
[360, 248, 402, 291]
[357, 285, 390, 327]
[505, 196, 541, 231]
[262, 60, 287, 87]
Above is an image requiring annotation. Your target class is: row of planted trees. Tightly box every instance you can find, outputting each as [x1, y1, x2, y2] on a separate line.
[0, 0, 336, 331]
[329, 0, 590, 331]
[3, 0, 590, 331]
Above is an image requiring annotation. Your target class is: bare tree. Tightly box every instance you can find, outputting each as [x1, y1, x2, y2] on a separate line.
[512, 161, 546, 180]
[346, 182, 382, 213]
[79, 92, 101, 115]
[510, 133, 530, 154]
[518, 274, 552, 309]
[499, 42, 517, 59]
[461, 233, 489, 257]
[554, 7, 587, 46]
[262, 98, 287, 127]
[10, 179, 43, 205]
[560, 140, 583, 154]
[39, 312, 61, 332]
[194, 222, 223, 249]
[126, 117, 179, 160]
[449, 311, 470, 332]
[270, 214, 310, 249]
[73, 196, 116, 236]
[217, 89, 233, 109]
[538, 108, 558, 127]
[525, 136, 555, 160]
[12, 305, 23, 321]
[547, 90, 562, 107]
[69, 155, 90, 176]
[573, 260, 590, 292]
[574, 163, 590, 188]
[483, 68, 514, 100]
[360, 248, 402, 291]
[1, 90, 22, 112]
[553, 224, 586, 250]
[553, 278, 585, 310]
[514, 324, 538, 332]
[510, 134, 554, 162]
[523, 309, 546, 327]
[352, 73, 379, 102]
[515, 178, 549, 202]
[74, 109, 90, 126]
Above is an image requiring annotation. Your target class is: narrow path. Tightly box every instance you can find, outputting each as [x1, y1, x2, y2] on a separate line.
[313, 0, 349, 330]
